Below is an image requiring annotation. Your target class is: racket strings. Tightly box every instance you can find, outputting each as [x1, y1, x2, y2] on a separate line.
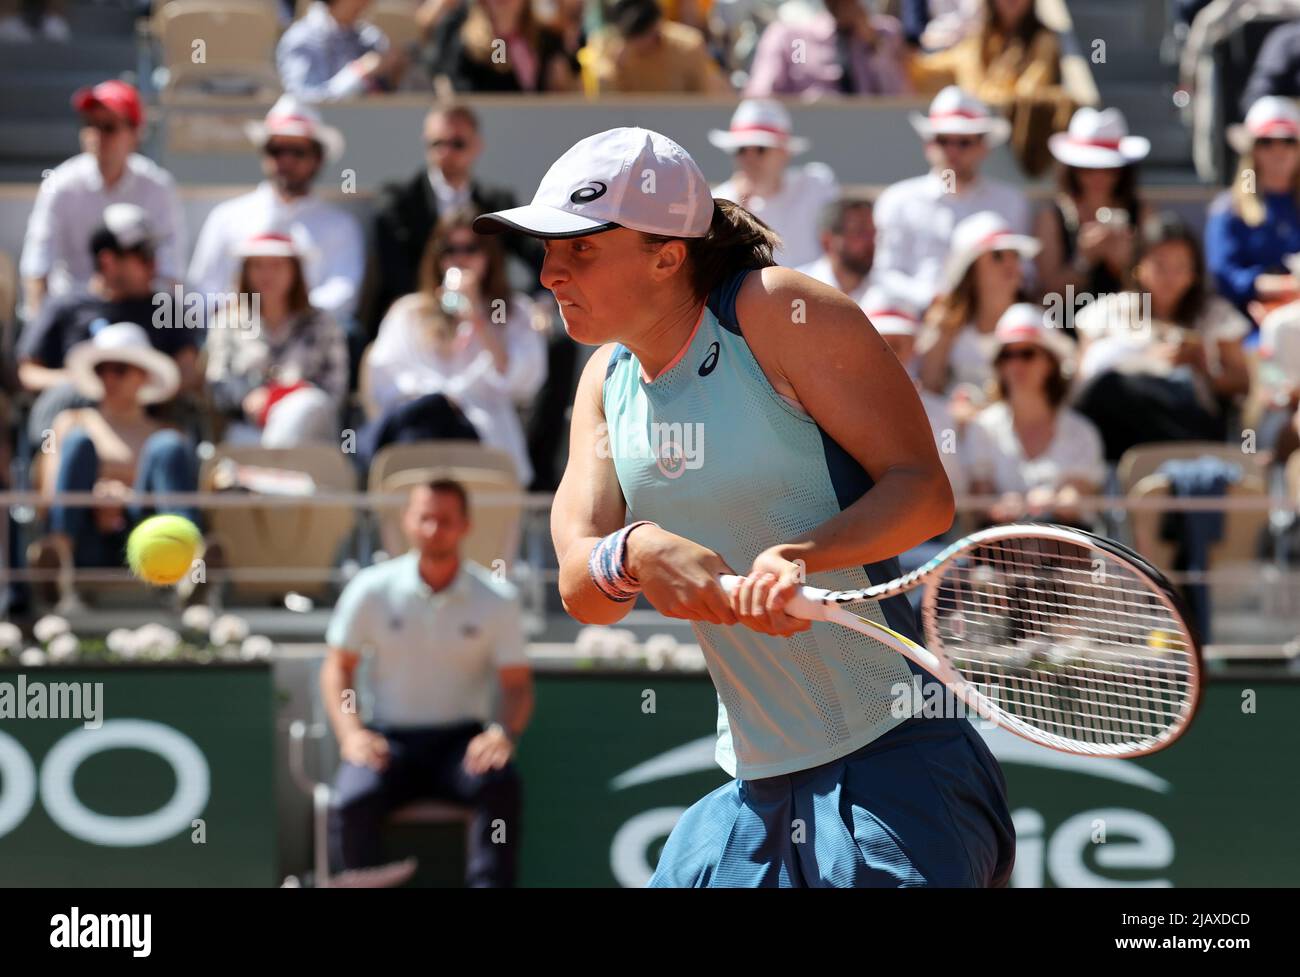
[926, 537, 1196, 754]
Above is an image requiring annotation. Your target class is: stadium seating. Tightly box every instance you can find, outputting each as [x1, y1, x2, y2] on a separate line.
[154, 0, 282, 97]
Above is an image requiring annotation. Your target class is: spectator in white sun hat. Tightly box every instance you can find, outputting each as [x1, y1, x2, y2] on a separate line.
[204, 229, 349, 448]
[872, 85, 1030, 309]
[1035, 106, 1152, 300]
[187, 96, 365, 327]
[1205, 94, 1300, 318]
[796, 194, 877, 304]
[918, 209, 1038, 401]
[963, 302, 1103, 530]
[710, 99, 840, 268]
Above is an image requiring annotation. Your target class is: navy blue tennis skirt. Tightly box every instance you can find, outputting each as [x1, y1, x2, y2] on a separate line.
[649, 715, 1016, 888]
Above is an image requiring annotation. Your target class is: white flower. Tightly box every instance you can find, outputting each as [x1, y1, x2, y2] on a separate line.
[574, 626, 618, 659]
[19, 647, 47, 667]
[644, 633, 679, 672]
[134, 623, 181, 658]
[47, 633, 80, 663]
[106, 628, 137, 655]
[670, 644, 707, 671]
[33, 615, 70, 644]
[209, 614, 250, 647]
[239, 635, 274, 661]
[181, 604, 214, 633]
[608, 628, 640, 659]
[0, 622, 23, 652]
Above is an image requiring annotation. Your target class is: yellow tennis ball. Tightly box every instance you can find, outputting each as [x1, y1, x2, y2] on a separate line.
[1147, 629, 1177, 652]
[126, 515, 203, 587]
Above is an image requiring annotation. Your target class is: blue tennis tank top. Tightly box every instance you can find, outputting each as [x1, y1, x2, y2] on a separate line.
[602, 267, 931, 780]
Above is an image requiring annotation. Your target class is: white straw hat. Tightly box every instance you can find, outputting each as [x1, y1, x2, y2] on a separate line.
[65, 322, 181, 404]
[473, 127, 713, 239]
[707, 99, 810, 154]
[940, 211, 1040, 293]
[993, 303, 1075, 373]
[909, 86, 1012, 146]
[1227, 95, 1300, 155]
[859, 284, 920, 337]
[245, 94, 345, 163]
[1048, 107, 1150, 169]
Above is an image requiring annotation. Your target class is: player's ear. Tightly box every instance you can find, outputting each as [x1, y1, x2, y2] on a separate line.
[648, 239, 688, 282]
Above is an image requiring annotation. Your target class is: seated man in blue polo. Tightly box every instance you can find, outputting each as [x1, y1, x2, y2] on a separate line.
[321, 478, 533, 887]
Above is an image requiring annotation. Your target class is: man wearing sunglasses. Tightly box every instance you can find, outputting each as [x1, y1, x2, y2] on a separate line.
[187, 95, 364, 326]
[369, 101, 544, 334]
[872, 86, 1031, 309]
[19, 80, 185, 319]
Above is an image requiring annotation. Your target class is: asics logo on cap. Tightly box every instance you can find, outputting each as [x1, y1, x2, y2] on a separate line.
[570, 181, 608, 204]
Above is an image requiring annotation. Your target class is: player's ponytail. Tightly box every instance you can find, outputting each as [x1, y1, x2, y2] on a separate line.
[641, 199, 780, 298]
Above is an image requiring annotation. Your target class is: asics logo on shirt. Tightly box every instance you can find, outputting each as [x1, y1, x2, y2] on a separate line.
[570, 182, 608, 204]
[698, 342, 720, 377]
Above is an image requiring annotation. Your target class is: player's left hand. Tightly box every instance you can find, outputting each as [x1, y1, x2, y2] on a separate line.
[463, 725, 513, 776]
[729, 549, 813, 638]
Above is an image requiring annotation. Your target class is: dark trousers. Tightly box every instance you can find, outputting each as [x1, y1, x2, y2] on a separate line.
[355, 393, 479, 473]
[1073, 369, 1225, 462]
[328, 721, 522, 887]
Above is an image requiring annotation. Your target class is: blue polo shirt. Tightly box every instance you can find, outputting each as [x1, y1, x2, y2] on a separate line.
[325, 553, 527, 729]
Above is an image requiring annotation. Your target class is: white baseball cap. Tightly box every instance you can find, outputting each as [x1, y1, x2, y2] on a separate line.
[473, 127, 714, 239]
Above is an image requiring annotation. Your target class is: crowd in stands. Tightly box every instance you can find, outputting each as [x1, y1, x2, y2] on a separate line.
[4, 0, 1300, 614]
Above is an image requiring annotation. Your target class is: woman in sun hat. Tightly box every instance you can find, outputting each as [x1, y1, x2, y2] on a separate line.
[708, 99, 839, 268]
[204, 228, 348, 448]
[33, 321, 199, 579]
[1034, 106, 1153, 298]
[1205, 95, 1300, 319]
[963, 303, 1102, 530]
[918, 210, 1038, 401]
[475, 125, 1015, 887]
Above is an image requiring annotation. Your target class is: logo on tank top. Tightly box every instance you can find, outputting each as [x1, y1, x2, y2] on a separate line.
[697, 341, 719, 377]
[570, 181, 608, 204]
[596, 421, 705, 479]
[656, 441, 688, 479]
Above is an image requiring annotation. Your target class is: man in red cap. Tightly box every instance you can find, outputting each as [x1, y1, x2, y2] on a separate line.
[19, 80, 185, 318]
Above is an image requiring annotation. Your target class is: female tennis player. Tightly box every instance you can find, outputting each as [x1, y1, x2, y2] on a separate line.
[475, 127, 1016, 888]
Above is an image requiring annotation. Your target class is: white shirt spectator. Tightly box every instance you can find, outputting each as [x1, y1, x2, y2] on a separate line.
[276, 0, 390, 102]
[20, 153, 186, 300]
[325, 554, 527, 729]
[963, 400, 1106, 494]
[795, 254, 873, 303]
[872, 171, 1031, 308]
[928, 321, 1002, 395]
[187, 182, 365, 321]
[1074, 291, 1251, 384]
[366, 292, 548, 485]
[920, 386, 966, 495]
[713, 162, 839, 268]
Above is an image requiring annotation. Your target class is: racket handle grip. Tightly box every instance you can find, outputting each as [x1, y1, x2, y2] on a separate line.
[718, 574, 833, 621]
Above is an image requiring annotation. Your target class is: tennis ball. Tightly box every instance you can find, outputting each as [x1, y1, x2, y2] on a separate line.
[126, 515, 203, 587]
[1147, 629, 1177, 652]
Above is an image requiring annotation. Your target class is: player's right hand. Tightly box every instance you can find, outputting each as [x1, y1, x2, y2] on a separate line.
[341, 729, 390, 771]
[626, 526, 739, 627]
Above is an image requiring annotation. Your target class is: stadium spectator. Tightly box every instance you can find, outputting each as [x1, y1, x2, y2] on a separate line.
[872, 86, 1031, 309]
[277, 0, 406, 101]
[709, 99, 839, 268]
[911, 0, 1061, 103]
[963, 303, 1102, 528]
[16, 204, 201, 447]
[1074, 215, 1251, 461]
[911, 0, 1069, 174]
[0, 0, 68, 42]
[917, 210, 1037, 401]
[425, 0, 577, 92]
[362, 210, 547, 481]
[187, 97, 365, 327]
[1035, 107, 1153, 301]
[369, 101, 543, 335]
[1205, 95, 1300, 319]
[744, 0, 911, 98]
[579, 0, 729, 94]
[19, 80, 185, 317]
[901, 0, 982, 52]
[1240, 20, 1300, 111]
[29, 323, 198, 606]
[796, 195, 876, 303]
[321, 479, 533, 887]
[1255, 299, 1300, 464]
[204, 232, 349, 448]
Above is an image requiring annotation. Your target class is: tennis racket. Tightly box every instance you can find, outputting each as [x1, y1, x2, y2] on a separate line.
[721, 523, 1201, 759]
